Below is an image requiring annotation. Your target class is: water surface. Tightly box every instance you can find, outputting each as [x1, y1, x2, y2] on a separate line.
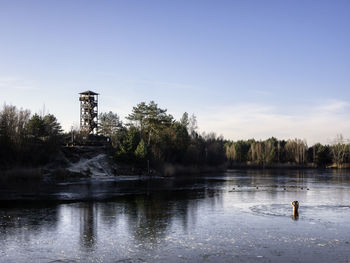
[1, 169, 350, 262]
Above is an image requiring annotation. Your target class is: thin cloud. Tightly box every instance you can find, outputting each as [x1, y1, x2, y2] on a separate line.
[198, 100, 350, 145]
[315, 100, 350, 113]
[130, 79, 200, 92]
[0, 77, 17, 87]
[0, 76, 37, 91]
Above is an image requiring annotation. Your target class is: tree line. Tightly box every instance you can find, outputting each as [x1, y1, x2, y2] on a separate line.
[227, 135, 350, 168]
[98, 101, 350, 169]
[0, 104, 62, 169]
[225, 138, 330, 167]
[1, 101, 350, 170]
[98, 101, 226, 168]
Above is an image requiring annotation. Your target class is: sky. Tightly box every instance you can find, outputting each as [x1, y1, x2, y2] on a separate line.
[0, 0, 349, 145]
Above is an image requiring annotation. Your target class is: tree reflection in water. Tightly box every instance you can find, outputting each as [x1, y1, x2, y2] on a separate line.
[1, 170, 350, 263]
[79, 202, 97, 250]
[71, 187, 224, 249]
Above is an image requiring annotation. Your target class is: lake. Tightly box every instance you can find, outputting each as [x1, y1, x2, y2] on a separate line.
[1, 169, 350, 262]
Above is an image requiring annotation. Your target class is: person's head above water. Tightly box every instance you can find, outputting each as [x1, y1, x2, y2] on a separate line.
[291, 201, 299, 213]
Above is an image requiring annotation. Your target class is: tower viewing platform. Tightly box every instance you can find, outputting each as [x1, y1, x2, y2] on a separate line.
[79, 90, 99, 134]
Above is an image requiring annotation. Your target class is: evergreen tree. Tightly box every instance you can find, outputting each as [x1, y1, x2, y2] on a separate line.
[135, 139, 147, 161]
[99, 111, 122, 137]
[27, 114, 46, 139]
[43, 114, 62, 137]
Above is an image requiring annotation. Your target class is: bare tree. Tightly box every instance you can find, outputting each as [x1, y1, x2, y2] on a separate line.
[0, 104, 30, 144]
[225, 143, 236, 164]
[188, 113, 198, 136]
[330, 134, 348, 167]
[285, 138, 307, 164]
[248, 139, 276, 165]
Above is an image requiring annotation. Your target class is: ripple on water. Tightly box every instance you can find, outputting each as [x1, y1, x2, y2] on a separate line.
[249, 203, 350, 222]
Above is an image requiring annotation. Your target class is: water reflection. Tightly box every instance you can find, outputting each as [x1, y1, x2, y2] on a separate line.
[0, 205, 59, 241]
[1, 170, 350, 262]
[80, 203, 97, 249]
[53, 190, 220, 252]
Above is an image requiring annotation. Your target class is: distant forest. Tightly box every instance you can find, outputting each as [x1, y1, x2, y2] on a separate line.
[0, 102, 349, 170]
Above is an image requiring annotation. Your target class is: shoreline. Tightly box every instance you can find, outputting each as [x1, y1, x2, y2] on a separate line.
[1, 167, 350, 203]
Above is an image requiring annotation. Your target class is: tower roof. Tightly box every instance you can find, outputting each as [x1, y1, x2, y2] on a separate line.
[79, 90, 99, 95]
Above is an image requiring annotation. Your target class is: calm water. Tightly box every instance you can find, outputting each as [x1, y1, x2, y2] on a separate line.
[1, 170, 350, 263]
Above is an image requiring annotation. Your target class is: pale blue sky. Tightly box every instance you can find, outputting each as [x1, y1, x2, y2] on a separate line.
[1, 0, 349, 144]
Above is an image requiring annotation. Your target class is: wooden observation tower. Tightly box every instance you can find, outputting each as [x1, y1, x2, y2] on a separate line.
[79, 90, 99, 134]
